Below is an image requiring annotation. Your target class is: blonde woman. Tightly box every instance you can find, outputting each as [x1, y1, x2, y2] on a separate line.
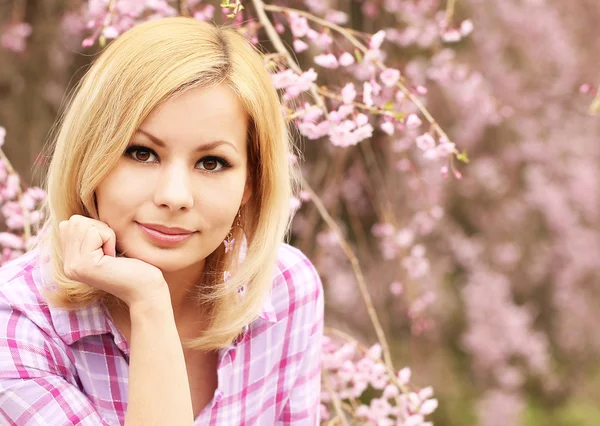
[0, 17, 323, 425]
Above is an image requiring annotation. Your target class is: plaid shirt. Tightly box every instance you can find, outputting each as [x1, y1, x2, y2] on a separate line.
[0, 244, 323, 425]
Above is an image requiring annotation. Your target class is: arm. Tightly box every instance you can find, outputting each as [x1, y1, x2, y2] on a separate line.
[277, 264, 325, 425]
[0, 290, 195, 426]
[124, 293, 194, 426]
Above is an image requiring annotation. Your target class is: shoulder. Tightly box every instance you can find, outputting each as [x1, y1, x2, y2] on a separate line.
[0, 248, 57, 338]
[269, 243, 324, 320]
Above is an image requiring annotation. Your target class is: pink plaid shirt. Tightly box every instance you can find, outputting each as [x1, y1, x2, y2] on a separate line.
[0, 243, 323, 425]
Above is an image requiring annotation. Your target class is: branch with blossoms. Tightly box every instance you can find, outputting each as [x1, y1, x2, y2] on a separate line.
[0, 0, 484, 423]
[0, 127, 46, 262]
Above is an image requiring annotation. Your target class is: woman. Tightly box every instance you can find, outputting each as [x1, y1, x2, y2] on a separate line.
[0, 17, 323, 425]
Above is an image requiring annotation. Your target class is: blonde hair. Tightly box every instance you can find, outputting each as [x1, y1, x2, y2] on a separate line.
[35, 17, 297, 350]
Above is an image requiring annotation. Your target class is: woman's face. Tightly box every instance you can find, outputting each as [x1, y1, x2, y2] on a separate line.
[95, 84, 251, 274]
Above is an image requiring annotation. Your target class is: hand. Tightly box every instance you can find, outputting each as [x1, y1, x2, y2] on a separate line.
[58, 215, 168, 307]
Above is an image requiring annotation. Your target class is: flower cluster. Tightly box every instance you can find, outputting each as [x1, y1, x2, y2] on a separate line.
[0, 127, 46, 263]
[321, 335, 437, 425]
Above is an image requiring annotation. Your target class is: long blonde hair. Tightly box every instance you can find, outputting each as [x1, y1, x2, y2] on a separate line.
[35, 17, 297, 350]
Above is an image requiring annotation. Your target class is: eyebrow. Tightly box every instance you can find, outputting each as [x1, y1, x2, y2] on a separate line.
[135, 129, 238, 153]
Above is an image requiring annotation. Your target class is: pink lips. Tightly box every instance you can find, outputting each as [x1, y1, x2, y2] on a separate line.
[137, 222, 195, 246]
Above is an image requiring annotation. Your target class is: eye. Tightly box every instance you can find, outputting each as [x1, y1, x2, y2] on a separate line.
[197, 156, 231, 172]
[125, 145, 158, 163]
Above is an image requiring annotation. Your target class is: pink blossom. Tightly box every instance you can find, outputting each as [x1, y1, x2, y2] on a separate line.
[298, 120, 330, 140]
[289, 12, 309, 38]
[81, 37, 95, 48]
[379, 68, 401, 87]
[0, 23, 32, 53]
[314, 53, 338, 69]
[460, 19, 474, 36]
[325, 10, 348, 25]
[416, 133, 436, 151]
[292, 39, 308, 53]
[0, 232, 24, 250]
[102, 26, 119, 39]
[355, 113, 369, 127]
[2, 175, 20, 199]
[406, 113, 423, 129]
[314, 32, 333, 49]
[436, 141, 456, 157]
[383, 384, 399, 398]
[0, 162, 7, 183]
[362, 82, 374, 107]
[398, 367, 411, 385]
[369, 29, 386, 50]
[390, 281, 404, 296]
[341, 83, 356, 104]
[193, 5, 215, 21]
[338, 52, 355, 67]
[441, 27, 462, 43]
[367, 344, 382, 360]
[380, 121, 395, 135]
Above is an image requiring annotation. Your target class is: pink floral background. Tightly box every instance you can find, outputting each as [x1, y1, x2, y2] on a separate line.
[1, 1, 599, 425]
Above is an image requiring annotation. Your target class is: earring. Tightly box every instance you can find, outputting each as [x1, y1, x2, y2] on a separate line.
[224, 209, 243, 253]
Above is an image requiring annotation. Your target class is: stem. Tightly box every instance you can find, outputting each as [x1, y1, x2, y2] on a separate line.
[446, 0, 457, 25]
[323, 370, 350, 426]
[301, 177, 396, 376]
[178, 0, 190, 17]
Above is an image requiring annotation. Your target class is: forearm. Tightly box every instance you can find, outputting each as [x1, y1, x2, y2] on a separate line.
[124, 294, 194, 426]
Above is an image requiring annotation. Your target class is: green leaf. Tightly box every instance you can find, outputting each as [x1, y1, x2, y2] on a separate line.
[354, 49, 363, 63]
[456, 149, 469, 163]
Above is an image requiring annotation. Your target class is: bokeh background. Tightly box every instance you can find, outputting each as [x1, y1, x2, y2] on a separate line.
[1, 1, 599, 425]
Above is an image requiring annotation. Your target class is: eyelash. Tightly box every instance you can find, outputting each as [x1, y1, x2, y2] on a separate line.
[124, 144, 232, 172]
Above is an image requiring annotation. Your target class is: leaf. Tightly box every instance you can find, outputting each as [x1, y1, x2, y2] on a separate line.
[456, 149, 469, 163]
[354, 49, 363, 63]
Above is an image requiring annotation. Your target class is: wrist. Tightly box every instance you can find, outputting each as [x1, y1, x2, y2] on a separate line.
[127, 281, 172, 317]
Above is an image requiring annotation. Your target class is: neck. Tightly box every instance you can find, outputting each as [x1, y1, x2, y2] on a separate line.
[160, 261, 206, 324]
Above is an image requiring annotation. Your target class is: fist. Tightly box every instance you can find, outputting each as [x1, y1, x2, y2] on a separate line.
[58, 215, 168, 307]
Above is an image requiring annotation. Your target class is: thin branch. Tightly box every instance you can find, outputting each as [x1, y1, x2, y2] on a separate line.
[323, 370, 350, 426]
[446, 0, 458, 25]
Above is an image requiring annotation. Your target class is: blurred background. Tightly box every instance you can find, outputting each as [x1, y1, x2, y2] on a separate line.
[1, 1, 599, 425]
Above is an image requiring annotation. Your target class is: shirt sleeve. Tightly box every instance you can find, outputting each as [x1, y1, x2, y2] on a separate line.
[277, 261, 325, 425]
[0, 295, 112, 426]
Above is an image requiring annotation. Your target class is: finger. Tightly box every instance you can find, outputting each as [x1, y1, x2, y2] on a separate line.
[79, 225, 105, 256]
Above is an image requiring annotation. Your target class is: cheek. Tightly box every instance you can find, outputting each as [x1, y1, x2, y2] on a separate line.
[95, 167, 142, 223]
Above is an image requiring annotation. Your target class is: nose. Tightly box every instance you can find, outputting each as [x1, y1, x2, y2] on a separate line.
[153, 163, 194, 211]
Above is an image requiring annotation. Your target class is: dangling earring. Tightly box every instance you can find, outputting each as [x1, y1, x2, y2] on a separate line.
[224, 209, 243, 253]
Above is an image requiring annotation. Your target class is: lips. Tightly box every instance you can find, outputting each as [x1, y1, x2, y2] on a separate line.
[136, 222, 194, 235]
[136, 222, 196, 247]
